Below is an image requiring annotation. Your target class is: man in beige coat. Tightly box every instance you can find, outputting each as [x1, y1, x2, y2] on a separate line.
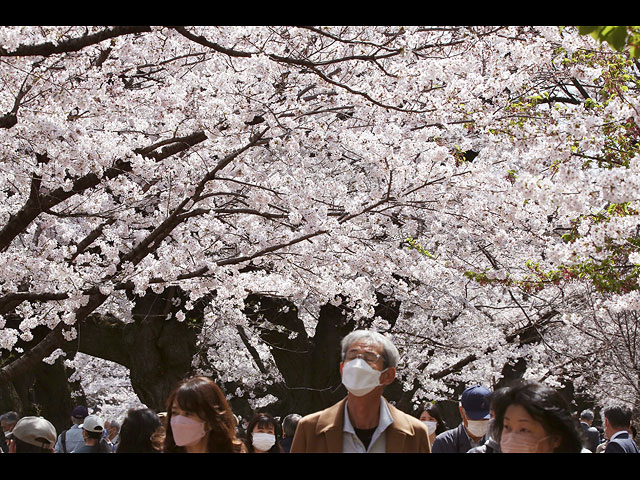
[290, 330, 431, 453]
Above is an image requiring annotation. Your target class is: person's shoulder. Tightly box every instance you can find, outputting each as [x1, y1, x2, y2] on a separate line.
[435, 424, 462, 439]
[391, 406, 427, 431]
[604, 439, 626, 453]
[298, 407, 328, 423]
[431, 424, 462, 451]
[298, 398, 345, 425]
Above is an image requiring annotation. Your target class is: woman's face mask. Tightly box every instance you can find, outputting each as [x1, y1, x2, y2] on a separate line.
[422, 420, 438, 435]
[252, 432, 276, 451]
[500, 431, 553, 453]
[171, 415, 208, 447]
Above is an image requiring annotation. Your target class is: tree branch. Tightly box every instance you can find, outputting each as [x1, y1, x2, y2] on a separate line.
[0, 131, 207, 252]
[0, 26, 152, 57]
[169, 26, 253, 58]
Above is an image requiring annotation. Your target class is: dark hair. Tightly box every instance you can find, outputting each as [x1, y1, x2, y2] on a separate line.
[492, 380, 584, 453]
[282, 414, 301, 438]
[164, 376, 244, 453]
[84, 429, 103, 440]
[13, 437, 52, 454]
[246, 413, 282, 453]
[116, 408, 162, 453]
[421, 403, 448, 435]
[603, 405, 633, 429]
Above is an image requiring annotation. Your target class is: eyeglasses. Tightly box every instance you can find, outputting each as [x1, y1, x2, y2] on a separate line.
[345, 349, 384, 366]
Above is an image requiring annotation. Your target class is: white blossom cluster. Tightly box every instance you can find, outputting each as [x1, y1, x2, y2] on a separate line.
[1, 26, 639, 409]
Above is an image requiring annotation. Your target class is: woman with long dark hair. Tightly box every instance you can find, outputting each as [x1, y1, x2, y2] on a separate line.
[245, 413, 282, 453]
[164, 376, 245, 453]
[419, 403, 448, 448]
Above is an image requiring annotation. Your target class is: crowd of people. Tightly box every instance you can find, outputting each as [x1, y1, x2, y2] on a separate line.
[0, 329, 638, 454]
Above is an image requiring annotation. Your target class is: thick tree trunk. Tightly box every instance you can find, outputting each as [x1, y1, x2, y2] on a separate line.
[0, 287, 203, 433]
[70, 287, 205, 412]
[0, 356, 84, 435]
[244, 293, 404, 417]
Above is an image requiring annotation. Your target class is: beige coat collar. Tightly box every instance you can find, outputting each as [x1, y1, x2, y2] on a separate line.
[313, 396, 417, 452]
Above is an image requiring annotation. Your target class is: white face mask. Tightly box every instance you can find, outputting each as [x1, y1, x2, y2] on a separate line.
[422, 420, 438, 435]
[341, 358, 386, 397]
[252, 432, 276, 451]
[171, 415, 207, 447]
[466, 419, 490, 438]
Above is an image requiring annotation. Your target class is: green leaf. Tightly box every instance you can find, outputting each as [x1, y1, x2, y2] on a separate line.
[578, 26, 633, 54]
[577, 26, 599, 35]
[605, 26, 629, 51]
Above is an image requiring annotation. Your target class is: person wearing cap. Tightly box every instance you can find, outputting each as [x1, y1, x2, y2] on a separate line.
[55, 405, 89, 453]
[431, 385, 492, 453]
[6, 416, 57, 453]
[73, 414, 112, 453]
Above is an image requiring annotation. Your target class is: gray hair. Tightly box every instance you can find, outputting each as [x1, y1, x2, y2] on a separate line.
[0, 411, 19, 425]
[282, 414, 302, 437]
[105, 419, 121, 431]
[579, 409, 594, 421]
[340, 330, 399, 368]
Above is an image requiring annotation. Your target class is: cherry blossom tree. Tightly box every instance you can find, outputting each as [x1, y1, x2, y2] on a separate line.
[1, 26, 638, 421]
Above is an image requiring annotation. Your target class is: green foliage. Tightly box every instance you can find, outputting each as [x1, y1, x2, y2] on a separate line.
[465, 202, 640, 294]
[404, 237, 437, 259]
[465, 259, 640, 295]
[578, 26, 640, 58]
[185, 317, 200, 329]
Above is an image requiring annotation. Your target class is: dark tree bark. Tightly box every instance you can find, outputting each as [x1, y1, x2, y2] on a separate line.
[244, 295, 354, 416]
[0, 287, 204, 427]
[242, 292, 406, 417]
[69, 287, 206, 412]
[0, 355, 85, 435]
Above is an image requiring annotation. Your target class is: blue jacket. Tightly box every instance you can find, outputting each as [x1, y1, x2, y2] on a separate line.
[54, 424, 85, 453]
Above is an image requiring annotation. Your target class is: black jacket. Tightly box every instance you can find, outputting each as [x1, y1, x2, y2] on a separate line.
[605, 432, 639, 453]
